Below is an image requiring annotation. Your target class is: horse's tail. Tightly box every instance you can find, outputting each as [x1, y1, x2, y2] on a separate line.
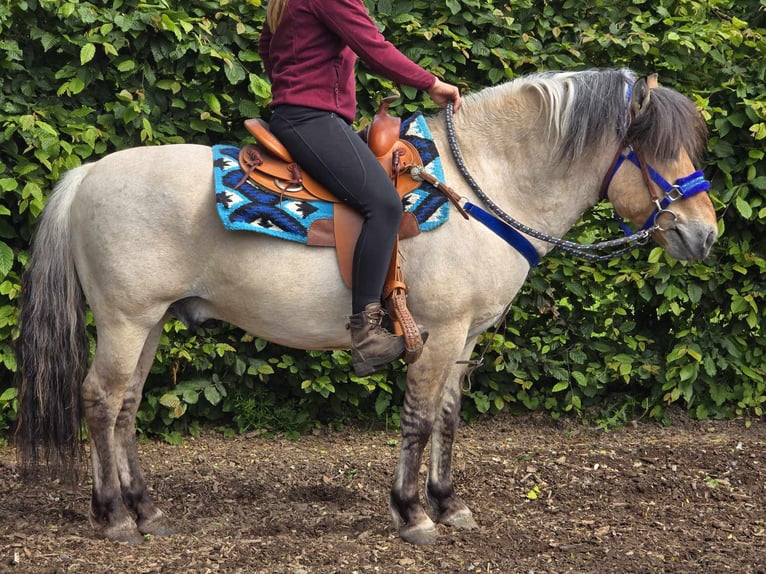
[15, 164, 94, 479]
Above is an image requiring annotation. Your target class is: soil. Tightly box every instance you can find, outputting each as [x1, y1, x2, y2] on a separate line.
[1, 412, 765, 574]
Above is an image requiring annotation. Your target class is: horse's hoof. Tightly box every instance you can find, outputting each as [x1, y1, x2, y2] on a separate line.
[91, 511, 145, 544]
[138, 513, 175, 537]
[99, 524, 145, 544]
[399, 520, 438, 545]
[439, 508, 478, 530]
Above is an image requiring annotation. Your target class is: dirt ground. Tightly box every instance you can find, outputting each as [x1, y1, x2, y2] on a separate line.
[1, 412, 765, 574]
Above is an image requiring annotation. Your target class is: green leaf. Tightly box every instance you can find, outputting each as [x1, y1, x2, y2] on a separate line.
[647, 247, 663, 264]
[375, 392, 391, 416]
[445, 0, 461, 15]
[248, 74, 272, 100]
[0, 242, 12, 277]
[679, 363, 698, 383]
[80, 43, 96, 65]
[571, 371, 588, 387]
[687, 283, 703, 304]
[0, 179, 17, 192]
[117, 59, 137, 72]
[551, 381, 569, 393]
[204, 93, 222, 115]
[472, 392, 490, 413]
[224, 60, 247, 84]
[156, 79, 182, 93]
[735, 196, 753, 219]
[159, 393, 181, 409]
[69, 77, 85, 95]
[203, 385, 222, 405]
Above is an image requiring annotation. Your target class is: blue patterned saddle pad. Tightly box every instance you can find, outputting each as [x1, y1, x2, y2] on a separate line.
[213, 113, 449, 244]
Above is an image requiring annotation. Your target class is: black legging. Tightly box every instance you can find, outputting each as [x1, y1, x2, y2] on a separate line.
[269, 105, 403, 314]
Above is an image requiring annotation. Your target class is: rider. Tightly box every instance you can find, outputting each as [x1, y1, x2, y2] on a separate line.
[259, 0, 461, 376]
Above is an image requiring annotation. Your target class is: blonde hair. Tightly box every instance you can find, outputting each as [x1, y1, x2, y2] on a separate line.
[266, 0, 289, 31]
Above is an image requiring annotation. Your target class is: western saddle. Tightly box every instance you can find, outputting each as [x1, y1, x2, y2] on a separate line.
[238, 96, 425, 363]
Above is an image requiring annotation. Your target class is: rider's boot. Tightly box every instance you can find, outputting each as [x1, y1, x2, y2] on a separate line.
[347, 302, 406, 376]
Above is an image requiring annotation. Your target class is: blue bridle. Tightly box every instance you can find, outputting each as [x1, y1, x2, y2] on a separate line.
[600, 81, 711, 235]
[601, 147, 711, 235]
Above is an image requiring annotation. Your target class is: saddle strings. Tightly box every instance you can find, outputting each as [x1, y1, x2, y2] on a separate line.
[443, 102, 654, 262]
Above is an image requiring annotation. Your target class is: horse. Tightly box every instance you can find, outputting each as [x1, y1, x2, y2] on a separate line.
[15, 68, 717, 545]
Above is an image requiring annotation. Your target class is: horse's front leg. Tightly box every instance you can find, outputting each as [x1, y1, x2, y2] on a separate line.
[389, 336, 464, 545]
[114, 321, 174, 537]
[390, 379, 439, 544]
[426, 358, 478, 531]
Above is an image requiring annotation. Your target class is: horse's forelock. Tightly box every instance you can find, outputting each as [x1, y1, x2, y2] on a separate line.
[627, 87, 708, 166]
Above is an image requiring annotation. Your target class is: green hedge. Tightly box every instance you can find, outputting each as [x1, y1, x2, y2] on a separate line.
[1, 0, 764, 439]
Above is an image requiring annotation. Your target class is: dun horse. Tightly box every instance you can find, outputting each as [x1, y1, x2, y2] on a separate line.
[15, 69, 717, 544]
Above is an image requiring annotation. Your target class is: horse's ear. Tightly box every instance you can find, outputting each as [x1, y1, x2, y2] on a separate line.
[630, 73, 658, 118]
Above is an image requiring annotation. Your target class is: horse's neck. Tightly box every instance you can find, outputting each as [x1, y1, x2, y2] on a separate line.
[428, 98, 617, 248]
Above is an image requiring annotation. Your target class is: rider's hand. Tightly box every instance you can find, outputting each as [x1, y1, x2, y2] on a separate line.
[428, 78, 462, 112]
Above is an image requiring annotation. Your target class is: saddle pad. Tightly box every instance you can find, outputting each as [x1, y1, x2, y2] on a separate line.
[213, 113, 449, 244]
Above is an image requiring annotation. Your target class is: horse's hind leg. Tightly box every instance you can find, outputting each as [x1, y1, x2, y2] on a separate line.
[114, 319, 174, 537]
[83, 317, 160, 542]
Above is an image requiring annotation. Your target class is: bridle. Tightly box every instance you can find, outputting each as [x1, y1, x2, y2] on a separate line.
[440, 79, 711, 263]
[597, 76, 710, 235]
[598, 143, 711, 235]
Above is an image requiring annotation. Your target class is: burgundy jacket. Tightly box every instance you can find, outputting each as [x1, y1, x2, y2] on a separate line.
[258, 0, 436, 123]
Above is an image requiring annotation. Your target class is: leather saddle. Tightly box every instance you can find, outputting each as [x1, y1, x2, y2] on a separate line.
[238, 96, 426, 362]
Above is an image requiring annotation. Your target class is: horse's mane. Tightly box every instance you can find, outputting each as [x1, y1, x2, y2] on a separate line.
[461, 68, 707, 166]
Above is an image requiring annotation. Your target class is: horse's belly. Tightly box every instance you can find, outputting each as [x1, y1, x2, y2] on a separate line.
[201, 239, 354, 348]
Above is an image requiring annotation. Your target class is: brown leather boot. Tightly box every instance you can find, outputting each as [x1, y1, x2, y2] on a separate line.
[347, 302, 406, 376]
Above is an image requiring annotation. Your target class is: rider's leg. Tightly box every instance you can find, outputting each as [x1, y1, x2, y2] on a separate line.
[269, 105, 405, 374]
